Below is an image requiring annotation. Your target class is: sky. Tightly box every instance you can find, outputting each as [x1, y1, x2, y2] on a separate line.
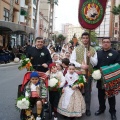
[54, 0, 80, 31]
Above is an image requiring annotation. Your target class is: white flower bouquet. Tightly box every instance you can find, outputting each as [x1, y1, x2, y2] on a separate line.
[92, 70, 102, 80]
[48, 77, 60, 90]
[18, 55, 34, 71]
[16, 96, 30, 110]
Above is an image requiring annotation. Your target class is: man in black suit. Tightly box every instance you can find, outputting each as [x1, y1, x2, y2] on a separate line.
[27, 37, 52, 72]
[95, 37, 120, 120]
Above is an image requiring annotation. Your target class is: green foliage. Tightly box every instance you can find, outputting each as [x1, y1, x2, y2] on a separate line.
[54, 34, 66, 45]
[69, 40, 74, 45]
[111, 5, 120, 15]
[52, 34, 57, 40]
[20, 54, 26, 60]
[47, 0, 58, 5]
[72, 75, 86, 86]
[18, 54, 34, 71]
[57, 34, 66, 41]
[111, 4, 120, 39]
[17, 95, 29, 101]
[20, 9, 27, 16]
[85, 30, 99, 46]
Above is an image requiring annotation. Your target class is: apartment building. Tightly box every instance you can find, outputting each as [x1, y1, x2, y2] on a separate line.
[0, 0, 20, 23]
[65, 24, 84, 42]
[0, 0, 20, 46]
[113, 0, 120, 39]
[38, 0, 50, 39]
[0, 0, 34, 47]
[20, 0, 39, 44]
[95, 0, 111, 38]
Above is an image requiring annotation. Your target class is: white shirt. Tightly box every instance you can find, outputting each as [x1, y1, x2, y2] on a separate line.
[70, 47, 98, 67]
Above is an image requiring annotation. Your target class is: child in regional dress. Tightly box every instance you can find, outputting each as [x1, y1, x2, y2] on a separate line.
[25, 71, 47, 120]
[49, 63, 65, 120]
[57, 63, 86, 119]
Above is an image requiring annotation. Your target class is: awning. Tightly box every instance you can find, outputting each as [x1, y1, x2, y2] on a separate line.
[0, 20, 35, 35]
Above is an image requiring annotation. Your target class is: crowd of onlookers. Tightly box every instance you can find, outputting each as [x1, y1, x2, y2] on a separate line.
[0, 45, 26, 64]
[0, 46, 15, 64]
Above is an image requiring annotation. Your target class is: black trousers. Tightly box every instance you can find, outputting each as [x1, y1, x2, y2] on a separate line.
[98, 89, 116, 114]
[49, 91, 60, 109]
[84, 76, 92, 111]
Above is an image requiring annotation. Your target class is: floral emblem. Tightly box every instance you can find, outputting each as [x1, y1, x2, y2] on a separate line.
[108, 53, 113, 56]
[41, 52, 45, 56]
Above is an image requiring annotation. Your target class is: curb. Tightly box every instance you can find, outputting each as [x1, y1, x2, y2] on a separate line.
[0, 62, 19, 67]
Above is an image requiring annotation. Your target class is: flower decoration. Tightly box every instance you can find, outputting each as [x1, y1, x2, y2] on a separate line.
[18, 55, 34, 71]
[108, 53, 113, 56]
[41, 52, 45, 56]
[72, 75, 86, 88]
[92, 70, 102, 80]
[48, 77, 60, 90]
[16, 96, 30, 110]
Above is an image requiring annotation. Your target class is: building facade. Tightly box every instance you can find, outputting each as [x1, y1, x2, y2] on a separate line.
[113, 0, 120, 40]
[0, 0, 34, 47]
[37, 0, 49, 39]
[95, 0, 111, 38]
[67, 24, 84, 42]
[0, 0, 20, 46]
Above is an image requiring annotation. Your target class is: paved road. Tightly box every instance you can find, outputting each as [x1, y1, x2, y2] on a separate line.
[0, 65, 120, 120]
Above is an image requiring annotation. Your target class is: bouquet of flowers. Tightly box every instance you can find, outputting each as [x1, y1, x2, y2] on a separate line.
[18, 55, 34, 71]
[92, 70, 102, 80]
[48, 77, 60, 90]
[16, 96, 30, 110]
[72, 75, 86, 88]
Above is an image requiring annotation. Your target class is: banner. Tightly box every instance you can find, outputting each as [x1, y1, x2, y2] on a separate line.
[78, 0, 108, 30]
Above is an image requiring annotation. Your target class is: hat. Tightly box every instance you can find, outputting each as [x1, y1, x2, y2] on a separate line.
[49, 63, 56, 70]
[30, 72, 39, 78]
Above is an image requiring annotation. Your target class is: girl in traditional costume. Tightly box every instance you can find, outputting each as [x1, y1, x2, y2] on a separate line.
[57, 63, 86, 119]
[49, 63, 65, 120]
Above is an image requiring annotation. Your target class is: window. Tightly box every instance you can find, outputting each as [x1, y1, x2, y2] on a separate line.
[115, 22, 118, 27]
[15, 0, 19, 4]
[4, 8, 9, 21]
[33, 0, 36, 5]
[115, 30, 118, 34]
[33, 8, 36, 17]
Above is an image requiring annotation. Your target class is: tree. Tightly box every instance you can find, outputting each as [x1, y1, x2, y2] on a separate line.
[111, 4, 120, 39]
[85, 30, 98, 46]
[48, 0, 58, 5]
[56, 34, 66, 46]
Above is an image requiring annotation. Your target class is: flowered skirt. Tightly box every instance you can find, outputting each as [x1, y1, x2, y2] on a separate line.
[57, 89, 86, 117]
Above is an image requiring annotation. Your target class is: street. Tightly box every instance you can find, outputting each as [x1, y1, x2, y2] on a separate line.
[0, 65, 120, 120]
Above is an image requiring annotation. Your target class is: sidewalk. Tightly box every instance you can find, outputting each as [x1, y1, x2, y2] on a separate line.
[0, 62, 19, 67]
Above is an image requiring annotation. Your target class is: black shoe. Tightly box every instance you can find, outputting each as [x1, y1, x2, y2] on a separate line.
[95, 110, 105, 116]
[111, 113, 117, 120]
[86, 110, 91, 116]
